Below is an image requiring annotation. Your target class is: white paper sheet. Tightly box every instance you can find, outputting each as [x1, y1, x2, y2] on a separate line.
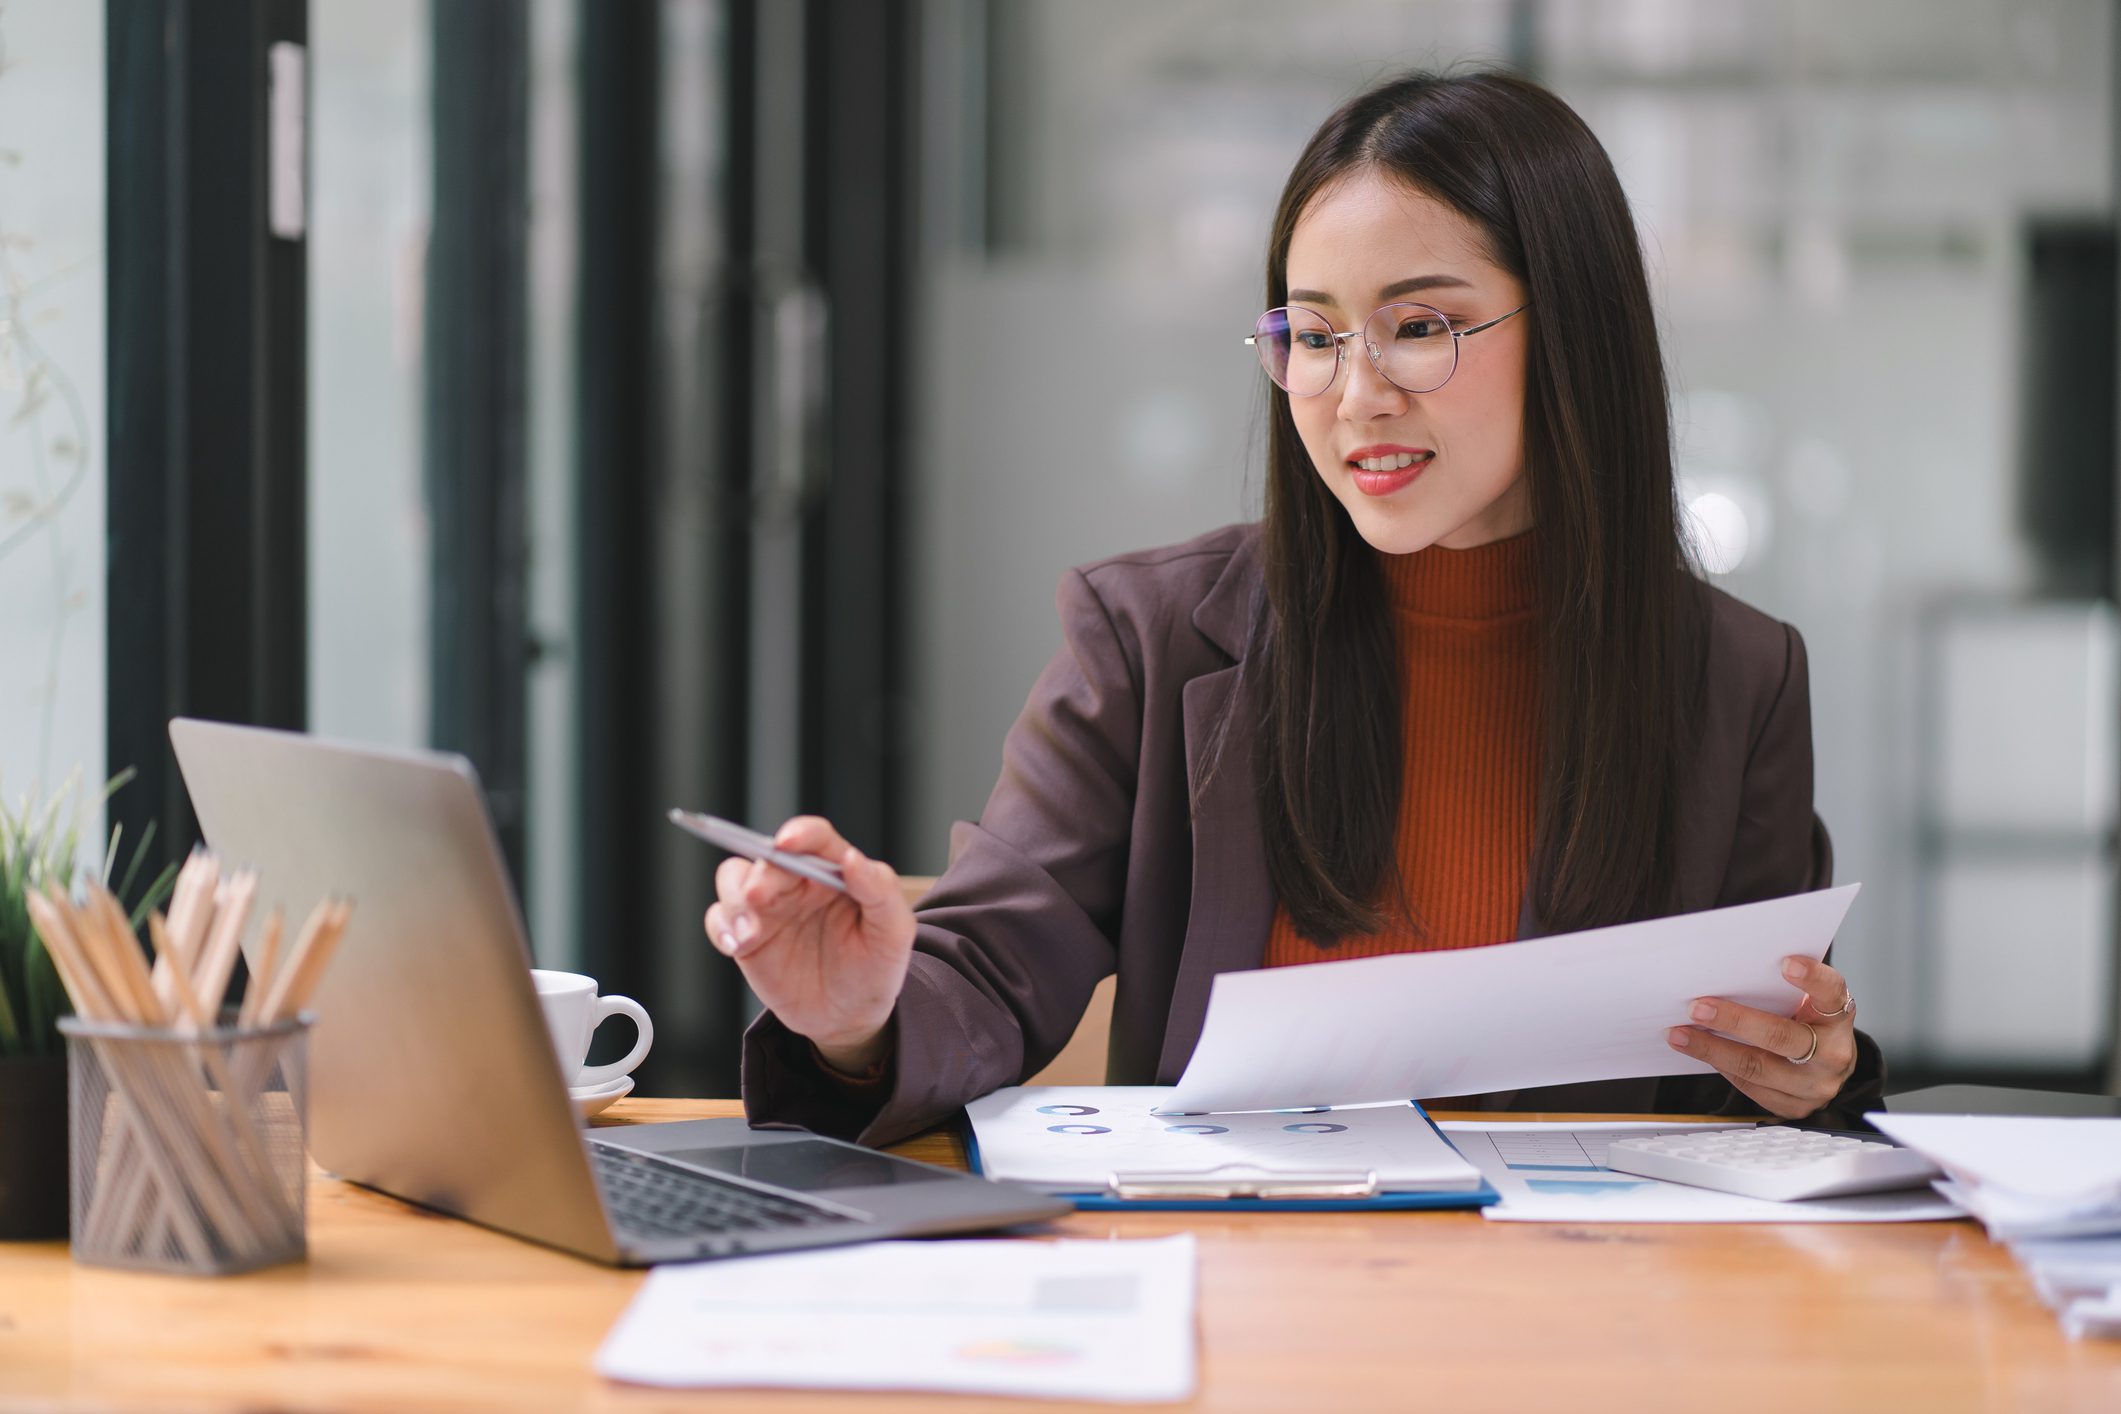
[595, 1236, 1197, 1402]
[965, 1085, 1484, 1193]
[1165, 884, 1861, 1114]
[2012, 1236, 2121, 1309]
[1931, 1179, 2121, 1241]
[2060, 1287, 2121, 1341]
[1866, 1114, 2121, 1205]
[1442, 1121, 1966, 1223]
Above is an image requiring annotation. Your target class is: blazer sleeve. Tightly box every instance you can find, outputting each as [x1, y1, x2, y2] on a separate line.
[742, 566, 1140, 1146]
[1656, 621, 1889, 1128]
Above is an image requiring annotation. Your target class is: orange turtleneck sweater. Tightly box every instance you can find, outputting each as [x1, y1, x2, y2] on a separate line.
[1263, 528, 1542, 965]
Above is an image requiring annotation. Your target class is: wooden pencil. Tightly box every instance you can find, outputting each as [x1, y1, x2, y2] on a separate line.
[237, 907, 285, 1031]
[132, 912, 271, 1252]
[147, 912, 298, 1244]
[34, 888, 218, 1262]
[192, 869, 257, 1022]
[150, 851, 216, 1012]
[258, 900, 334, 1025]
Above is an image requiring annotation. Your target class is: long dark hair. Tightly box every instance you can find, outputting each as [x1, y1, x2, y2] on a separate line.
[1254, 69, 1707, 943]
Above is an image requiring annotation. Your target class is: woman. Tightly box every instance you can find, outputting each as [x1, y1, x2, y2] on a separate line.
[712, 69, 1884, 1147]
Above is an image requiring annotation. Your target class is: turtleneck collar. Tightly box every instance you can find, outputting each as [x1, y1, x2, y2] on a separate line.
[1374, 526, 1539, 620]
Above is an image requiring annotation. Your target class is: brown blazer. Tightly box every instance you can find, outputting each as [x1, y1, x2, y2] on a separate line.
[743, 523, 1886, 1146]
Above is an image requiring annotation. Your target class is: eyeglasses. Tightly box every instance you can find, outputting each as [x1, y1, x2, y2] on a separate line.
[1244, 301, 1528, 397]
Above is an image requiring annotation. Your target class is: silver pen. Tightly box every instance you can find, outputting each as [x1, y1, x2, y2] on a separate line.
[665, 809, 851, 894]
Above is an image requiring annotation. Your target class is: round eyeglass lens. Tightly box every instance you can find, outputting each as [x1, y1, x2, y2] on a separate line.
[1363, 302, 1458, 394]
[1254, 306, 1339, 396]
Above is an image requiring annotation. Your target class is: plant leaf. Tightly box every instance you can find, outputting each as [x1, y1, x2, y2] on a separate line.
[115, 818, 157, 905]
[0, 880, 23, 1054]
[22, 928, 67, 1055]
[0, 767, 173, 1055]
[128, 860, 178, 930]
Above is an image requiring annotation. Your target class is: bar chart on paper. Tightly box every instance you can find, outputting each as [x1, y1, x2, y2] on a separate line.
[1443, 1122, 1964, 1224]
[1487, 1128, 1710, 1174]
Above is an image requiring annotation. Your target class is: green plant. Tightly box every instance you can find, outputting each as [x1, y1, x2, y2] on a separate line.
[0, 769, 177, 1057]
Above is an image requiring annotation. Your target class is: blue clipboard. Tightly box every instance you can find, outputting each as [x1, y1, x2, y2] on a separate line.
[959, 1102, 1500, 1212]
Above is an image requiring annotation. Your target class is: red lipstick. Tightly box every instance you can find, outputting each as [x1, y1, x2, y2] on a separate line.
[1344, 444, 1434, 498]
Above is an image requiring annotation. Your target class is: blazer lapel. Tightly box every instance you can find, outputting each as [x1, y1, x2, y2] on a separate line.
[1156, 539, 1275, 1082]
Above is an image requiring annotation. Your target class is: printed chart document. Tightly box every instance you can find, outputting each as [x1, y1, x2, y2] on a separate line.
[966, 1085, 1484, 1194]
[1165, 883, 1861, 1114]
[595, 1235, 1197, 1402]
[1444, 1121, 1965, 1223]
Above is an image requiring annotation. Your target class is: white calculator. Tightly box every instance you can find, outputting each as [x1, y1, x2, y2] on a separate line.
[1604, 1127, 1942, 1202]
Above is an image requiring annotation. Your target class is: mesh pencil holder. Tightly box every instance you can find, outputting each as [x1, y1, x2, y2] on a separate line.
[59, 1011, 312, 1275]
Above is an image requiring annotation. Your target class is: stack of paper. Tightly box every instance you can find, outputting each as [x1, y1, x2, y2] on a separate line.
[1868, 1113, 2121, 1339]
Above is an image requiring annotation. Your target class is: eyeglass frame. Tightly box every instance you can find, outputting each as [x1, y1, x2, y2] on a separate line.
[1242, 300, 1529, 396]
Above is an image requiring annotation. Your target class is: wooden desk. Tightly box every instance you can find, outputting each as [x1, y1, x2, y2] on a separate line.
[3, 1100, 2118, 1412]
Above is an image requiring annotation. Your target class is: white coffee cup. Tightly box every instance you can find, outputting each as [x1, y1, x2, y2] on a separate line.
[532, 969, 654, 1090]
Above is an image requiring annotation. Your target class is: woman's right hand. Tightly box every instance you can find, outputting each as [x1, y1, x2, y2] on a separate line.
[703, 815, 915, 1075]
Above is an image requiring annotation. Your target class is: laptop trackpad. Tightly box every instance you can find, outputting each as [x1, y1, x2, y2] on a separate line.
[661, 1139, 957, 1192]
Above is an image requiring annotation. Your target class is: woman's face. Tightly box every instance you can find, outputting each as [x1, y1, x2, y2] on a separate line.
[1281, 169, 1532, 554]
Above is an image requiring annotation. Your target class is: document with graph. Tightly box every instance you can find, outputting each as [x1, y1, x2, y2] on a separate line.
[1164, 883, 1862, 1115]
[964, 1086, 1485, 1198]
[1443, 1121, 1965, 1224]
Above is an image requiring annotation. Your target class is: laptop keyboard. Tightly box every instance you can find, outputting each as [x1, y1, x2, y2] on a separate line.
[590, 1142, 858, 1242]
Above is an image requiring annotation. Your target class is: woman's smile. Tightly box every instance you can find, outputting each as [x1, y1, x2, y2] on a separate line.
[1344, 442, 1435, 496]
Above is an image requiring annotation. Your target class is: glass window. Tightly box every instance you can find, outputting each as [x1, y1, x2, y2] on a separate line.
[0, 1, 105, 837]
[308, 0, 432, 754]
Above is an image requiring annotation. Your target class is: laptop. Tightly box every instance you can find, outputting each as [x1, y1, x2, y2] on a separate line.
[1885, 1084, 2121, 1119]
[168, 718, 1068, 1265]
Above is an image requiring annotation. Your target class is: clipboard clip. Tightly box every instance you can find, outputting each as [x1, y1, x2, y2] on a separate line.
[1105, 1167, 1381, 1201]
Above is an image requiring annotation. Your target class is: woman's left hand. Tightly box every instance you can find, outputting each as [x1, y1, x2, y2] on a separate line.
[1667, 957, 1857, 1120]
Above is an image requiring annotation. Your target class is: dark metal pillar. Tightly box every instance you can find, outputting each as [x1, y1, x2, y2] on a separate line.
[107, 0, 308, 882]
[801, 0, 916, 857]
[426, 0, 531, 883]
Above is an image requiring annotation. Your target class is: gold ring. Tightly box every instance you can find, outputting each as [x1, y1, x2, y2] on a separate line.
[1814, 989, 1854, 1019]
[1785, 1022, 1819, 1065]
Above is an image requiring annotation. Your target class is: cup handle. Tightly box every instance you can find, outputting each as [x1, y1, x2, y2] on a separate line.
[574, 995, 654, 1089]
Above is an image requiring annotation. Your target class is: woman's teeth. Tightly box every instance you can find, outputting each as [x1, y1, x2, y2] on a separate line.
[1354, 452, 1429, 472]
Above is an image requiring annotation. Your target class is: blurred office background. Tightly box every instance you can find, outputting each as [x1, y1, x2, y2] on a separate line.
[3, 0, 2118, 1096]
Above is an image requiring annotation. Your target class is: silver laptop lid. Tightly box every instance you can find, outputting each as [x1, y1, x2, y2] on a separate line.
[169, 718, 620, 1263]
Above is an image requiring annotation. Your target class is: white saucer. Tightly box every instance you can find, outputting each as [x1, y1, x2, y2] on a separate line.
[569, 1075, 634, 1120]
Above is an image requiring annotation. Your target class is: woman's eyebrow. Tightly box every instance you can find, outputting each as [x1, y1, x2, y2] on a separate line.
[1287, 273, 1475, 305]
